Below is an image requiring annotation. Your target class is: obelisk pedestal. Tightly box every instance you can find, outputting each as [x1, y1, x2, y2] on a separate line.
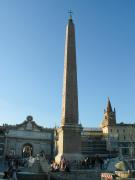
[55, 124, 83, 162]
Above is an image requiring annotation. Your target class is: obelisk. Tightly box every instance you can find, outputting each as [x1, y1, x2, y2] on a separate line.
[55, 15, 83, 163]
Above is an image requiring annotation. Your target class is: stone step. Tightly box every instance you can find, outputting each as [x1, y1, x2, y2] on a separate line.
[0, 172, 12, 179]
[50, 170, 100, 180]
[0, 172, 4, 178]
[39, 157, 50, 173]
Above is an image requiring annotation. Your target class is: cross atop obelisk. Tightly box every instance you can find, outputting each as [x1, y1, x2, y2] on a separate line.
[61, 12, 79, 126]
[68, 10, 73, 20]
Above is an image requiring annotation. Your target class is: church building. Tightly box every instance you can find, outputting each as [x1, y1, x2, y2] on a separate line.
[101, 98, 135, 158]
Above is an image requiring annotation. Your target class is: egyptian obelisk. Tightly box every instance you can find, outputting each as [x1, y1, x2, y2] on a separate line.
[55, 15, 83, 162]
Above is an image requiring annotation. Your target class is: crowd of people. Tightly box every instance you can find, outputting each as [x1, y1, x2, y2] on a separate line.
[77, 156, 109, 170]
[50, 155, 110, 173]
[50, 157, 70, 172]
[3, 158, 19, 179]
[1, 154, 110, 179]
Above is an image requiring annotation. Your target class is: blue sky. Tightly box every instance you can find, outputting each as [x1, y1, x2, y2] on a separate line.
[0, 0, 135, 128]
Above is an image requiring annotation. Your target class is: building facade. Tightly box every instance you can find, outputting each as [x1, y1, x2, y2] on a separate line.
[0, 116, 54, 160]
[81, 128, 108, 157]
[0, 127, 6, 160]
[101, 98, 135, 158]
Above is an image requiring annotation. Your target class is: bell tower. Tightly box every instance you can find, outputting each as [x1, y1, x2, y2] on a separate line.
[102, 98, 116, 128]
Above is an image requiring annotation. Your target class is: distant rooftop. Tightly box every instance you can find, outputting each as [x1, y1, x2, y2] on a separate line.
[83, 127, 102, 131]
[117, 122, 135, 126]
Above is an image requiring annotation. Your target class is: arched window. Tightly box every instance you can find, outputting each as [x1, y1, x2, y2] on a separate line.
[22, 143, 33, 158]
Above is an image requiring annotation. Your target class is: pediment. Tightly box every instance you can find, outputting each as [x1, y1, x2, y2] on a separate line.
[16, 116, 43, 131]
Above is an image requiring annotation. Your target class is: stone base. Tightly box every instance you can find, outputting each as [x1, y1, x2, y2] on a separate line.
[17, 172, 48, 180]
[55, 153, 84, 163]
[50, 170, 100, 180]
